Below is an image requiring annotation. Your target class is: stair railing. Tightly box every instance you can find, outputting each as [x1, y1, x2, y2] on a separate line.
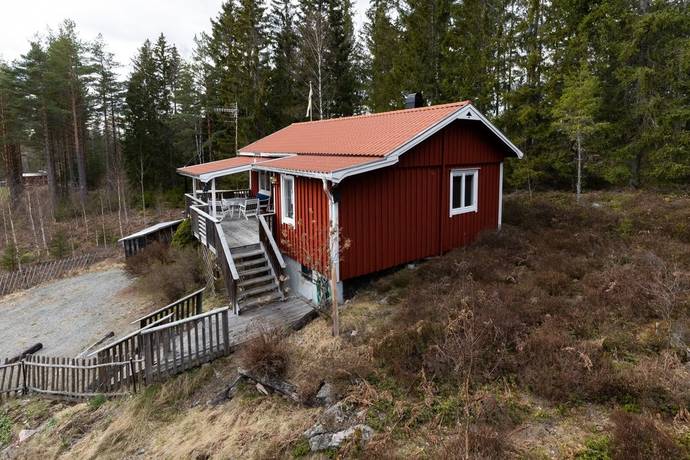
[258, 213, 287, 297]
[189, 205, 240, 313]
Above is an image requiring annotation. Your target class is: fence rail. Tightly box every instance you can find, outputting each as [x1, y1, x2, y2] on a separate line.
[133, 287, 204, 329]
[0, 254, 103, 296]
[141, 307, 230, 383]
[1, 355, 142, 399]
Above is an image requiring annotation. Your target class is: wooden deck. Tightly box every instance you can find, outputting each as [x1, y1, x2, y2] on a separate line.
[220, 217, 260, 248]
[226, 297, 316, 345]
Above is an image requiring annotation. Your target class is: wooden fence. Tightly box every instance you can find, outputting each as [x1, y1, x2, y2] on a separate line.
[132, 287, 205, 329]
[0, 254, 103, 296]
[141, 307, 230, 383]
[0, 355, 142, 399]
[0, 359, 24, 398]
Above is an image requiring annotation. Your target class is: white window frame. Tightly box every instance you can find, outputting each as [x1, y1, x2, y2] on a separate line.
[281, 174, 296, 226]
[450, 168, 479, 216]
[258, 171, 271, 196]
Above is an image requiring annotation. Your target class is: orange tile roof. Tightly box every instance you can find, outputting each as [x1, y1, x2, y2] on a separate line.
[177, 156, 271, 178]
[240, 101, 471, 157]
[257, 155, 381, 174]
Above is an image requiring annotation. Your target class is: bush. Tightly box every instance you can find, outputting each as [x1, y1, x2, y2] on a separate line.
[1, 245, 18, 271]
[610, 410, 682, 460]
[517, 319, 621, 403]
[0, 412, 11, 446]
[239, 325, 289, 378]
[171, 219, 195, 248]
[126, 242, 203, 303]
[49, 230, 70, 259]
[124, 241, 173, 277]
[143, 247, 203, 302]
[576, 435, 612, 460]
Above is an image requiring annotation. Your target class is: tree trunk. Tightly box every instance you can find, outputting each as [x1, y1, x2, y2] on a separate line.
[41, 106, 58, 210]
[575, 133, 582, 203]
[70, 81, 87, 205]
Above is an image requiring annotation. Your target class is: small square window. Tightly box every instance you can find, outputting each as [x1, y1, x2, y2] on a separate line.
[450, 169, 479, 216]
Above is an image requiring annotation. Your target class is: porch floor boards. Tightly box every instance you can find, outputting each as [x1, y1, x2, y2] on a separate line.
[154, 297, 316, 371]
[220, 217, 260, 248]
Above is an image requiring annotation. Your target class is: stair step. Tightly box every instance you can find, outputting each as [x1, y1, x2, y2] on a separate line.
[239, 291, 283, 310]
[236, 258, 267, 270]
[239, 283, 279, 299]
[239, 274, 274, 288]
[232, 248, 264, 259]
[239, 266, 271, 277]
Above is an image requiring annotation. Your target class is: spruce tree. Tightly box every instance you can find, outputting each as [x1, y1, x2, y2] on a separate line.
[362, 0, 402, 112]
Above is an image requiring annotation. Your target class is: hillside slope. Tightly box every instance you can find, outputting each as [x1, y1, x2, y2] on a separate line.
[2, 191, 690, 459]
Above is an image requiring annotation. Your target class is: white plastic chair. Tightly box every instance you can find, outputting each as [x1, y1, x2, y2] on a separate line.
[239, 198, 259, 219]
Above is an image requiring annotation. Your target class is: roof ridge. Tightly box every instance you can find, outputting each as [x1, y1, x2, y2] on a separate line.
[292, 100, 471, 126]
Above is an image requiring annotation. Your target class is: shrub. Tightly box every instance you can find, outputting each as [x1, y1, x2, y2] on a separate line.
[124, 241, 172, 276]
[575, 435, 612, 460]
[239, 325, 290, 378]
[143, 247, 203, 302]
[610, 410, 682, 460]
[49, 230, 70, 259]
[1, 245, 18, 271]
[171, 219, 195, 248]
[0, 412, 11, 446]
[433, 425, 513, 459]
[88, 394, 107, 411]
[517, 319, 621, 402]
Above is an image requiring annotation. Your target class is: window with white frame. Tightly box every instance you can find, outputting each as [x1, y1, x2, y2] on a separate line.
[281, 174, 295, 225]
[450, 169, 479, 216]
[258, 171, 271, 195]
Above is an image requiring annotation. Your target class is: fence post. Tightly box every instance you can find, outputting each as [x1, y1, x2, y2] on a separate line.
[196, 290, 203, 315]
[21, 360, 27, 395]
[221, 309, 230, 355]
[142, 333, 154, 384]
[129, 358, 137, 394]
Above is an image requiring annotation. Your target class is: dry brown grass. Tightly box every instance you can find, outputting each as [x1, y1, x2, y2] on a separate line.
[238, 324, 290, 378]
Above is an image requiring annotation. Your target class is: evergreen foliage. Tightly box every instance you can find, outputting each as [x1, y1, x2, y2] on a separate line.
[1, 0, 690, 202]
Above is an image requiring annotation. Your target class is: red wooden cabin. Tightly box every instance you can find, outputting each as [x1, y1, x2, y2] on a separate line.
[178, 101, 523, 311]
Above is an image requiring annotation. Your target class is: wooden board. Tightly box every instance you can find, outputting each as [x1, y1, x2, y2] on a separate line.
[220, 218, 260, 248]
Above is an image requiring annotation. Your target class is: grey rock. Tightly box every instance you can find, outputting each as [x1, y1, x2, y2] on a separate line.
[18, 429, 37, 443]
[315, 382, 337, 407]
[308, 425, 374, 451]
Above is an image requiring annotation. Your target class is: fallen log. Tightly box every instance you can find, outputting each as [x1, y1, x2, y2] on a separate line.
[7, 343, 42, 363]
[237, 367, 301, 403]
[207, 374, 245, 406]
[208, 368, 303, 406]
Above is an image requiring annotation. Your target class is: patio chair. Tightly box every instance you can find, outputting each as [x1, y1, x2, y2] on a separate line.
[239, 198, 259, 219]
[221, 198, 239, 218]
[259, 197, 270, 214]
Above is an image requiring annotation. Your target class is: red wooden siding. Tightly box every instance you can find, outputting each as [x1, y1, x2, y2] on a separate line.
[275, 175, 330, 271]
[338, 120, 505, 280]
[250, 171, 259, 195]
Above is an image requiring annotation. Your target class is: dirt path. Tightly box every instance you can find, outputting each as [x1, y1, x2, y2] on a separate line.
[0, 265, 155, 359]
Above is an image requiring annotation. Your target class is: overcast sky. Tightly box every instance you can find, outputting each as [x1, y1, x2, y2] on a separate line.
[1, 0, 369, 75]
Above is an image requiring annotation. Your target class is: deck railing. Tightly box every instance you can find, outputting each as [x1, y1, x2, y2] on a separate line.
[259, 213, 287, 296]
[189, 205, 240, 311]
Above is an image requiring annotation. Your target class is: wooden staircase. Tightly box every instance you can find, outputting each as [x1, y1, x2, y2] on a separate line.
[232, 243, 284, 311]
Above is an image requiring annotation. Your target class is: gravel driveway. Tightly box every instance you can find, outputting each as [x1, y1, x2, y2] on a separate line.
[0, 266, 154, 359]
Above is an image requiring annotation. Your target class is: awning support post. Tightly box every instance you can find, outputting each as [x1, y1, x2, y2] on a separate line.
[211, 178, 217, 218]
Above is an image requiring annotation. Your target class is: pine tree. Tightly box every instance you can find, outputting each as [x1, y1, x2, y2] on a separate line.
[553, 61, 606, 200]
[362, 0, 402, 112]
[267, 0, 303, 129]
[324, 0, 360, 117]
[396, 0, 451, 104]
